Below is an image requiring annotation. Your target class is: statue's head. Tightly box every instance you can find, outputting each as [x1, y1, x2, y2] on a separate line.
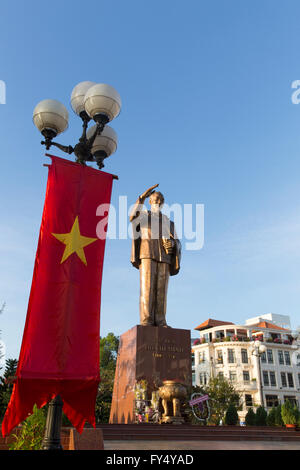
[149, 191, 164, 210]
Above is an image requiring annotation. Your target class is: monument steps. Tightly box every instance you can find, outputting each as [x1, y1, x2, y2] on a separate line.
[98, 424, 300, 441]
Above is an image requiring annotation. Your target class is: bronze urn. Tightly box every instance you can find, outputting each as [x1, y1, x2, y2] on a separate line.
[158, 380, 187, 424]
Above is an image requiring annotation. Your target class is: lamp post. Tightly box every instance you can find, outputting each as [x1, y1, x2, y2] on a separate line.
[251, 340, 266, 408]
[33, 81, 121, 169]
[33, 81, 121, 450]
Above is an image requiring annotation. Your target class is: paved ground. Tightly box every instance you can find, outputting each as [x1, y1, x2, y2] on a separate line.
[104, 440, 300, 450]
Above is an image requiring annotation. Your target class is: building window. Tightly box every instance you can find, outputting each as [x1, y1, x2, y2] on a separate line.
[287, 373, 294, 388]
[269, 371, 276, 387]
[245, 394, 253, 407]
[261, 351, 267, 363]
[229, 371, 237, 382]
[199, 372, 208, 385]
[228, 349, 235, 364]
[218, 371, 224, 379]
[298, 373, 300, 387]
[199, 351, 206, 363]
[267, 349, 273, 364]
[284, 351, 291, 366]
[241, 349, 248, 364]
[192, 372, 195, 384]
[266, 395, 279, 407]
[243, 371, 250, 382]
[216, 350, 223, 364]
[278, 350, 284, 365]
[192, 353, 195, 367]
[263, 371, 269, 386]
[281, 372, 287, 388]
[284, 396, 297, 406]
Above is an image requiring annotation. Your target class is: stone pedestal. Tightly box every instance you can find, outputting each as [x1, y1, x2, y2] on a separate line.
[67, 428, 104, 450]
[109, 325, 192, 424]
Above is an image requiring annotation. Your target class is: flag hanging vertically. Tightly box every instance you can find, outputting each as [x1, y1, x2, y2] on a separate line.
[2, 155, 114, 436]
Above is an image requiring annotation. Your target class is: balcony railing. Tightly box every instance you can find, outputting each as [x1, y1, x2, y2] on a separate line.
[195, 337, 294, 345]
[243, 382, 258, 390]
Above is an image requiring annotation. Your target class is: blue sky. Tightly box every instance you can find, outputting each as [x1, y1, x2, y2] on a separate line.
[1, 0, 300, 361]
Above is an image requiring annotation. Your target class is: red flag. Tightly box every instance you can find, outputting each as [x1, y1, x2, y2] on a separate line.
[2, 156, 114, 436]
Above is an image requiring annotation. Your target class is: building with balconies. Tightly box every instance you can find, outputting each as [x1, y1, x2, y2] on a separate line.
[191, 314, 300, 421]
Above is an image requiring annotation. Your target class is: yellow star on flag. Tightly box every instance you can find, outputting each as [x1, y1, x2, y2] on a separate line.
[52, 216, 97, 266]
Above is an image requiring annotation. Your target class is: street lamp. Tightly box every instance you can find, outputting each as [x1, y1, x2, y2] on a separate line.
[33, 81, 121, 168]
[251, 340, 266, 408]
[33, 81, 121, 450]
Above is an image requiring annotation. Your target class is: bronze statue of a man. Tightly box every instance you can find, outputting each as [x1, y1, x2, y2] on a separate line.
[130, 184, 181, 327]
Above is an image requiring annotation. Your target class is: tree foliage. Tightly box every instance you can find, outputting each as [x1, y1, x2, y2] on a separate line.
[0, 358, 18, 418]
[100, 332, 119, 370]
[255, 406, 267, 426]
[9, 405, 46, 450]
[275, 404, 284, 426]
[225, 403, 239, 425]
[203, 376, 241, 425]
[96, 332, 119, 423]
[266, 407, 277, 426]
[245, 407, 256, 426]
[281, 400, 299, 425]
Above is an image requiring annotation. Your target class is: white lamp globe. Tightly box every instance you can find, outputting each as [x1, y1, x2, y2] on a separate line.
[70, 81, 96, 116]
[258, 344, 266, 354]
[84, 83, 121, 122]
[87, 124, 118, 157]
[33, 99, 69, 136]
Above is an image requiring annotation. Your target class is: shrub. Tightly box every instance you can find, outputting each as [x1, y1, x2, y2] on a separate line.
[266, 407, 276, 426]
[275, 405, 284, 426]
[225, 403, 239, 425]
[281, 400, 299, 426]
[9, 405, 46, 450]
[255, 406, 267, 426]
[245, 408, 256, 426]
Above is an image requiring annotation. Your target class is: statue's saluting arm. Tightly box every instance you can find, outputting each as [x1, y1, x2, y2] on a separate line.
[129, 184, 159, 222]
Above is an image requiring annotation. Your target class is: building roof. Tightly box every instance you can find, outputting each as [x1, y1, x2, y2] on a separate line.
[251, 321, 289, 331]
[194, 318, 235, 331]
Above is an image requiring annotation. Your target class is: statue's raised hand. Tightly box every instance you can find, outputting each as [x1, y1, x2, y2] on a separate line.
[139, 184, 159, 202]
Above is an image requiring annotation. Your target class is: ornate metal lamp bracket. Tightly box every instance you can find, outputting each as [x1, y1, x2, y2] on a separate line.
[41, 112, 109, 169]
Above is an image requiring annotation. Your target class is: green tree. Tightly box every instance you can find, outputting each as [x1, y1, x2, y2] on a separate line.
[9, 404, 46, 450]
[100, 332, 119, 369]
[245, 407, 256, 426]
[0, 358, 18, 418]
[266, 407, 276, 426]
[95, 368, 116, 423]
[275, 405, 284, 426]
[203, 376, 241, 425]
[95, 332, 119, 423]
[255, 406, 267, 426]
[225, 403, 239, 425]
[281, 400, 299, 426]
